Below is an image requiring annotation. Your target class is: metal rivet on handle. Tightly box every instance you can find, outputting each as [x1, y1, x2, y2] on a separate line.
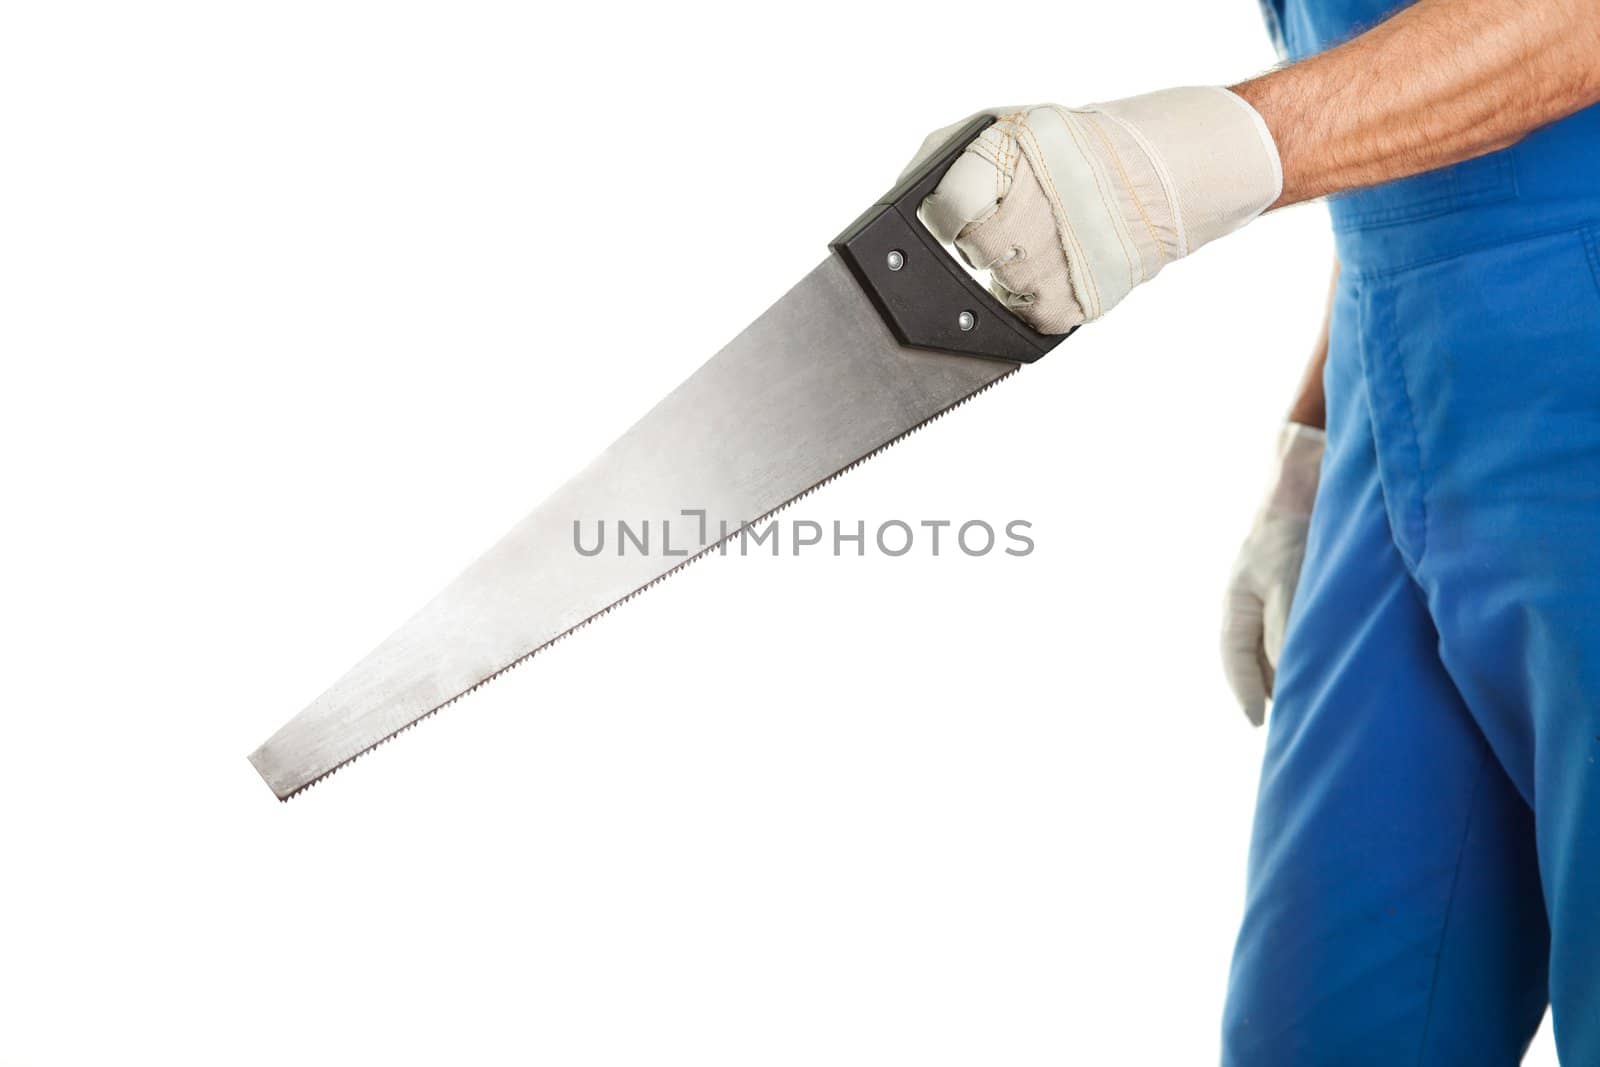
[957, 310, 976, 332]
[886, 250, 905, 272]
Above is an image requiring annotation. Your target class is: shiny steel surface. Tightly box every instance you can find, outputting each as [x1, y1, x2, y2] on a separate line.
[249, 255, 1017, 799]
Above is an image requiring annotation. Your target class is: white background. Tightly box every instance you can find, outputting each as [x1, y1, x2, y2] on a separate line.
[0, 1, 1559, 1064]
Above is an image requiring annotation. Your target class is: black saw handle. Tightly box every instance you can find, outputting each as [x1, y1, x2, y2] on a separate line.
[831, 115, 1072, 363]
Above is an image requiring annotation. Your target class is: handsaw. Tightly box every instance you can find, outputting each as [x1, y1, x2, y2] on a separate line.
[249, 117, 1071, 800]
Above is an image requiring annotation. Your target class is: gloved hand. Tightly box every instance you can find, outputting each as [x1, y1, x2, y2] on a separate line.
[913, 89, 1282, 333]
[1222, 423, 1325, 725]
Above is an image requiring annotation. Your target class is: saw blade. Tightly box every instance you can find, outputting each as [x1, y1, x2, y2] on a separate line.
[249, 254, 1019, 799]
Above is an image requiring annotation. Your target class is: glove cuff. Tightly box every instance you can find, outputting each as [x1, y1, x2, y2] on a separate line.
[1264, 421, 1326, 518]
[1093, 87, 1283, 254]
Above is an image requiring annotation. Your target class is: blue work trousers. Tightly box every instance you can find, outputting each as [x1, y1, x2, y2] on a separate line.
[1222, 108, 1600, 1064]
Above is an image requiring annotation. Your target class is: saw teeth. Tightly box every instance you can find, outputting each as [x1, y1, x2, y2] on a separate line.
[274, 367, 1019, 801]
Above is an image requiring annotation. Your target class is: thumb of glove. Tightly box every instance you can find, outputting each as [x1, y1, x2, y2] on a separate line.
[1262, 564, 1302, 674]
[1222, 582, 1271, 727]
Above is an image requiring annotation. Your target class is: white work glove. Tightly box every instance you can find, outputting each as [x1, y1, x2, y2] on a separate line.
[913, 89, 1282, 333]
[1222, 423, 1325, 726]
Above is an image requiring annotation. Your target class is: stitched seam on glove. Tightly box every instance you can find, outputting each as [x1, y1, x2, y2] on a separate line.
[1017, 121, 1101, 320]
[1054, 108, 1141, 295]
[1080, 112, 1173, 283]
[1093, 107, 1190, 257]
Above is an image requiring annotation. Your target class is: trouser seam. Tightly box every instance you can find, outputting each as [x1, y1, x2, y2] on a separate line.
[1392, 333, 1431, 568]
[1413, 747, 1492, 1066]
[1584, 224, 1600, 299]
[1341, 218, 1600, 280]
[1360, 289, 1430, 571]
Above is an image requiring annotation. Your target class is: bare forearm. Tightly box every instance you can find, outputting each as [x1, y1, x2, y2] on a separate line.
[1287, 328, 1330, 430]
[1234, 0, 1600, 206]
[1287, 262, 1340, 430]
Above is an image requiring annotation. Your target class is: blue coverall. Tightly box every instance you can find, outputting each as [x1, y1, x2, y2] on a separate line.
[1224, 1, 1600, 1063]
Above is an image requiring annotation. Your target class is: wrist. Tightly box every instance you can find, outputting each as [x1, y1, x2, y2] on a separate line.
[1286, 397, 1327, 431]
[1230, 76, 1302, 209]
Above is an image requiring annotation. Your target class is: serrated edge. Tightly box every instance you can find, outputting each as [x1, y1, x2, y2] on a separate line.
[271, 364, 1020, 801]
